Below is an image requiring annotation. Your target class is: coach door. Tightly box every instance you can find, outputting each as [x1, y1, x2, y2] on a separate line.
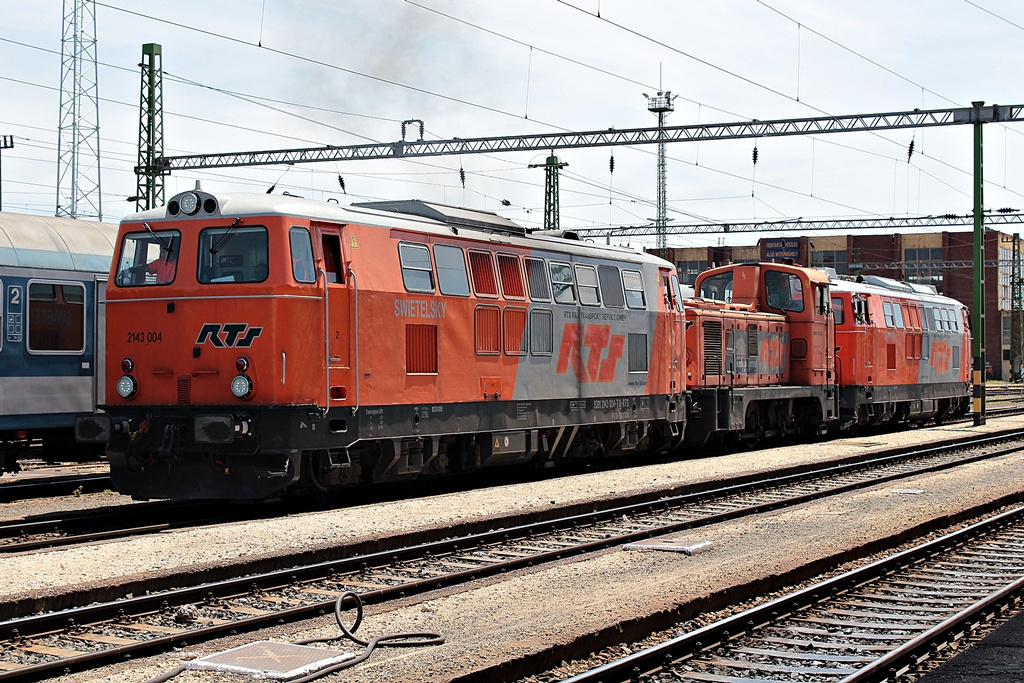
[315, 223, 352, 406]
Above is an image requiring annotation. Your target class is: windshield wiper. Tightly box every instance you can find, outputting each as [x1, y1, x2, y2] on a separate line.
[143, 222, 174, 253]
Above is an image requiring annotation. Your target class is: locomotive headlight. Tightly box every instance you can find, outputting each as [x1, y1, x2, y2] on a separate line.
[235, 356, 249, 373]
[230, 374, 253, 399]
[179, 191, 200, 215]
[116, 375, 138, 399]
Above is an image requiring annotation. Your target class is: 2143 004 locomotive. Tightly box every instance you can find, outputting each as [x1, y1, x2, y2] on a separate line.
[75, 186, 971, 500]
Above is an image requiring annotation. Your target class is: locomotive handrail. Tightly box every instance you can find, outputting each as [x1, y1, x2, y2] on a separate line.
[321, 266, 330, 418]
[350, 266, 360, 416]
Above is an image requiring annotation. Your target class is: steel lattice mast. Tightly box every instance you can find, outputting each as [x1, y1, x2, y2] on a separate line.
[56, 0, 102, 220]
[134, 43, 165, 212]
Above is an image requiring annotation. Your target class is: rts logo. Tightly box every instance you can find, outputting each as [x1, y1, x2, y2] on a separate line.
[556, 323, 625, 383]
[195, 323, 263, 348]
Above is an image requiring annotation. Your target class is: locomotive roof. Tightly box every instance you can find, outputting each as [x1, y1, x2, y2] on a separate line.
[0, 211, 117, 273]
[828, 273, 965, 308]
[127, 189, 671, 267]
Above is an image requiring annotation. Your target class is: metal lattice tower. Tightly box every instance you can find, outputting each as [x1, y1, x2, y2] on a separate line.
[56, 0, 102, 220]
[646, 91, 674, 259]
[134, 43, 165, 212]
[528, 154, 568, 230]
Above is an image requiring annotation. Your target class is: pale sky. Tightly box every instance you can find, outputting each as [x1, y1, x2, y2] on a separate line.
[2, 0, 1023, 249]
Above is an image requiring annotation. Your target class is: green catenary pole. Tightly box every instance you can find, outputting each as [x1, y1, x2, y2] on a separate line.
[972, 101, 986, 425]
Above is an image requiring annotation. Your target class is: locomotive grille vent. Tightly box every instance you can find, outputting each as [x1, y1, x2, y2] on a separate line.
[178, 374, 191, 404]
[703, 320, 723, 375]
[747, 325, 758, 357]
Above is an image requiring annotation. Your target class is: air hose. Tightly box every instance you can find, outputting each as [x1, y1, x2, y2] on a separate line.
[143, 591, 444, 682]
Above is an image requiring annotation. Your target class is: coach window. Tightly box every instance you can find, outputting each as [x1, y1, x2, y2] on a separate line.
[398, 243, 434, 293]
[699, 272, 732, 302]
[198, 226, 269, 284]
[433, 244, 469, 296]
[597, 265, 625, 308]
[525, 257, 551, 301]
[575, 265, 601, 306]
[764, 270, 804, 312]
[289, 227, 316, 283]
[27, 282, 85, 353]
[550, 262, 576, 304]
[622, 270, 646, 309]
[115, 229, 181, 286]
[468, 250, 498, 297]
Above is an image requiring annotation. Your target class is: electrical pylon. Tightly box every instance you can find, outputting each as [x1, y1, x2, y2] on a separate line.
[56, 0, 102, 220]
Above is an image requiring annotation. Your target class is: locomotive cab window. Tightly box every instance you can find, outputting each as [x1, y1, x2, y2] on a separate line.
[699, 272, 732, 302]
[198, 226, 269, 284]
[831, 297, 845, 325]
[115, 229, 181, 286]
[290, 227, 316, 283]
[27, 281, 85, 353]
[764, 271, 804, 312]
[398, 243, 434, 293]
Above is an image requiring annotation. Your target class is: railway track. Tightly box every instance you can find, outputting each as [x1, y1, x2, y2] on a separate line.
[0, 474, 111, 504]
[560, 505, 1024, 683]
[1, 430, 1023, 680]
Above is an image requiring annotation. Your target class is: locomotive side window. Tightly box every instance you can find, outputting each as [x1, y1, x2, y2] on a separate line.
[815, 285, 829, 316]
[628, 333, 649, 373]
[575, 265, 601, 306]
[763, 271, 804, 312]
[883, 301, 895, 327]
[892, 303, 905, 329]
[468, 250, 498, 297]
[497, 253, 526, 300]
[198, 226, 268, 284]
[434, 245, 470, 296]
[503, 307, 527, 355]
[699, 272, 732, 302]
[116, 229, 181, 286]
[289, 227, 316, 283]
[27, 281, 85, 353]
[398, 243, 434, 294]
[598, 265, 625, 308]
[530, 309, 553, 355]
[525, 257, 551, 301]
[549, 262, 576, 304]
[831, 297, 845, 325]
[622, 270, 646, 309]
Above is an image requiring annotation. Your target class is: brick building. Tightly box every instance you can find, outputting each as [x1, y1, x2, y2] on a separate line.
[663, 230, 1021, 380]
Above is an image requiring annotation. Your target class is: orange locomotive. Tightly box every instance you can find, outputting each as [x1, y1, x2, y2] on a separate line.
[829, 274, 971, 426]
[681, 261, 969, 446]
[76, 187, 686, 499]
[684, 263, 838, 446]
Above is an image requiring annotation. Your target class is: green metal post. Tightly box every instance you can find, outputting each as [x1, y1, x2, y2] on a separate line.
[972, 101, 986, 425]
[529, 154, 567, 231]
[135, 43, 164, 212]
[1013, 233, 1022, 381]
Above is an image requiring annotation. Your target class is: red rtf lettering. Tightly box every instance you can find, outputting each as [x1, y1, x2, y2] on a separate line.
[556, 323, 625, 382]
[930, 340, 951, 373]
[759, 336, 783, 371]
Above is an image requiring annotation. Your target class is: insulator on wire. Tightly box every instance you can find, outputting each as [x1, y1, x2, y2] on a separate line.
[752, 146, 759, 165]
[907, 139, 915, 161]
[338, 175, 346, 193]
[609, 155, 615, 175]
[459, 166, 466, 188]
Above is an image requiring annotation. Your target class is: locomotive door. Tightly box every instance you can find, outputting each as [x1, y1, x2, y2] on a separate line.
[663, 270, 685, 394]
[315, 223, 352, 406]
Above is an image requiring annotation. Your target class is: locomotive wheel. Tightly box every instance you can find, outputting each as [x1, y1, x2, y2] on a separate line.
[740, 403, 761, 449]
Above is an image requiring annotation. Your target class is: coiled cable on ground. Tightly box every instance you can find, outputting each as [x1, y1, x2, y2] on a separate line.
[143, 591, 444, 683]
